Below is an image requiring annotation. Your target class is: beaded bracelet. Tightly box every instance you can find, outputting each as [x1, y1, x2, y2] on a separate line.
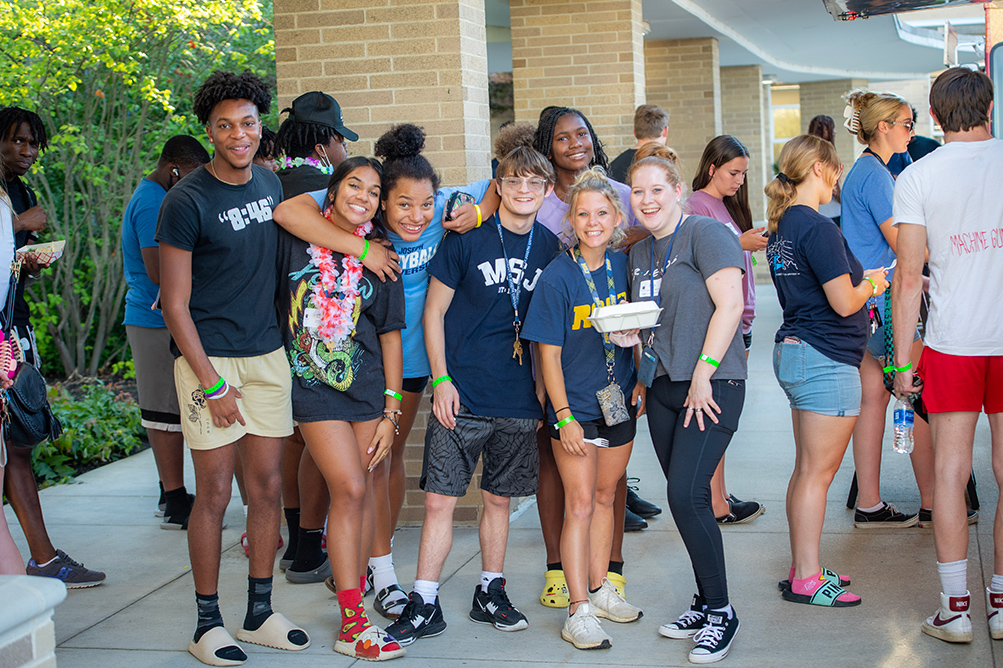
[382, 412, 399, 434]
[698, 353, 720, 368]
[554, 414, 576, 429]
[882, 361, 912, 374]
[432, 375, 452, 388]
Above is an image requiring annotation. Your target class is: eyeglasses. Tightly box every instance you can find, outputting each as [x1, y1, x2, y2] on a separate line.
[499, 177, 548, 192]
[886, 119, 915, 132]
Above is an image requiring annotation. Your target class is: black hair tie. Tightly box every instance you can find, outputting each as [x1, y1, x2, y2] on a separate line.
[777, 172, 793, 185]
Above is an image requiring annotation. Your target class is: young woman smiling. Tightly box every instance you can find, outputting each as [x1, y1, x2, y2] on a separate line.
[841, 89, 936, 529]
[523, 168, 643, 651]
[688, 135, 767, 527]
[277, 157, 406, 661]
[627, 143, 746, 664]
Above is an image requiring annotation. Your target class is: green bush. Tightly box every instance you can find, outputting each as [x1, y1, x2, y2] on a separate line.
[31, 383, 146, 486]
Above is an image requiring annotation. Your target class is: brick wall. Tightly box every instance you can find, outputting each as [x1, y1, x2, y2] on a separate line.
[879, 77, 933, 137]
[799, 78, 868, 172]
[273, 0, 491, 187]
[509, 0, 645, 158]
[721, 65, 767, 223]
[644, 38, 722, 185]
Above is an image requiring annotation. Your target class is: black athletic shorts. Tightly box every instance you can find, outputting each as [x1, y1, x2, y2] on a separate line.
[547, 400, 637, 447]
[420, 404, 539, 498]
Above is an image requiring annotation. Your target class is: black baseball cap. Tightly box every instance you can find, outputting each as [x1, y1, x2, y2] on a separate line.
[282, 91, 358, 142]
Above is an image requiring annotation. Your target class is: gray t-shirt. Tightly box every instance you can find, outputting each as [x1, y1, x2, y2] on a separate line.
[628, 215, 747, 381]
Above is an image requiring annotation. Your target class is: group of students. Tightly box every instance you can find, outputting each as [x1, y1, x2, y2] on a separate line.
[2, 63, 1001, 666]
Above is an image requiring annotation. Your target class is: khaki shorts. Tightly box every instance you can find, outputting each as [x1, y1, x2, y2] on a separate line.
[174, 348, 293, 450]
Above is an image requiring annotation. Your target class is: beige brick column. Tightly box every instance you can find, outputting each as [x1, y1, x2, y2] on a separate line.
[799, 78, 868, 172]
[721, 65, 767, 222]
[644, 38, 722, 185]
[509, 0, 646, 158]
[273, 0, 490, 526]
[273, 0, 491, 186]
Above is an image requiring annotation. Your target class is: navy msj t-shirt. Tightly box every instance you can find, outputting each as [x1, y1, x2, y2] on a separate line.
[427, 216, 560, 419]
[522, 250, 637, 423]
[767, 205, 868, 368]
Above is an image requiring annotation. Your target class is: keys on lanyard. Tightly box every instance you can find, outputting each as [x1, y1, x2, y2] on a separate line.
[868, 299, 882, 336]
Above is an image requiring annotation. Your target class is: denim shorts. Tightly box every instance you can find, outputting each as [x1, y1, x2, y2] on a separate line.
[864, 324, 921, 361]
[773, 338, 861, 417]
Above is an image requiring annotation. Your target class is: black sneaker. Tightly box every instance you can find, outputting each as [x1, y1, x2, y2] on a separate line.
[853, 502, 918, 528]
[26, 550, 106, 588]
[658, 594, 706, 639]
[385, 592, 447, 645]
[469, 578, 529, 631]
[624, 507, 648, 532]
[626, 487, 662, 519]
[917, 507, 979, 527]
[689, 609, 740, 664]
[716, 499, 765, 525]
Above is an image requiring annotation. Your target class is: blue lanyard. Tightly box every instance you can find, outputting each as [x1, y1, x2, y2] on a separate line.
[648, 213, 686, 307]
[495, 214, 536, 336]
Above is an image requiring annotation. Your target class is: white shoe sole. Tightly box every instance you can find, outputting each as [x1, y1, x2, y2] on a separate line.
[561, 627, 611, 649]
[922, 620, 973, 643]
[659, 624, 699, 639]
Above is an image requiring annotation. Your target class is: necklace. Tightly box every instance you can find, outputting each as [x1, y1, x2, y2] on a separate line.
[306, 213, 373, 346]
[281, 156, 334, 175]
[208, 159, 251, 185]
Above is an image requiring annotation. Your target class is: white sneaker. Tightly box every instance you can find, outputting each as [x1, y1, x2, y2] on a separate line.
[987, 588, 1003, 640]
[561, 603, 612, 650]
[588, 578, 643, 623]
[921, 591, 973, 643]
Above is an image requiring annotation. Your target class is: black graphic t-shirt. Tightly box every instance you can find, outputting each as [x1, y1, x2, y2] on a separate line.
[767, 205, 868, 368]
[277, 229, 405, 422]
[155, 165, 284, 358]
[428, 218, 560, 419]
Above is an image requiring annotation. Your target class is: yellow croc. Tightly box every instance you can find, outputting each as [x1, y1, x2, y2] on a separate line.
[540, 569, 569, 608]
[606, 572, 627, 600]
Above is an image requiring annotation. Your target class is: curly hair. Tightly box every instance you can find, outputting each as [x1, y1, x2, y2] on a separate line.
[0, 107, 47, 151]
[534, 107, 609, 171]
[493, 122, 536, 159]
[373, 124, 440, 200]
[192, 70, 271, 125]
[275, 116, 342, 159]
[256, 125, 276, 161]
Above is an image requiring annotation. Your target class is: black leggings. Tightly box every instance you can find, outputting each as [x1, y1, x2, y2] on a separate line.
[646, 376, 745, 609]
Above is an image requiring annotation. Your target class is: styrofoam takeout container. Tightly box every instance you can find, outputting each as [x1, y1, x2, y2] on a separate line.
[589, 301, 662, 333]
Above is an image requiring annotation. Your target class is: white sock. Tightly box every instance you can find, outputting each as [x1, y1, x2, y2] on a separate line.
[36, 555, 57, 568]
[414, 579, 439, 606]
[937, 559, 968, 596]
[242, 504, 248, 519]
[991, 574, 1003, 593]
[709, 604, 733, 620]
[481, 571, 503, 592]
[369, 553, 398, 593]
[857, 501, 884, 514]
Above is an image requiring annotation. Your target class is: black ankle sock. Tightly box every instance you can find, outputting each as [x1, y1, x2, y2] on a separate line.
[243, 576, 273, 631]
[589, 585, 602, 594]
[164, 486, 190, 514]
[607, 560, 624, 576]
[282, 508, 300, 561]
[290, 527, 325, 571]
[194, 591, 224, 642]
[158, 481, 165, 505]
[547, 562, 562, 572]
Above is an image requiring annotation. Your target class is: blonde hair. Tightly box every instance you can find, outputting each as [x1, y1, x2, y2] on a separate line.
[627, 142, 686, 195]
[765, 135, 841, 234]
[564, 167, 627, 249]
[843, 88, 909, 145]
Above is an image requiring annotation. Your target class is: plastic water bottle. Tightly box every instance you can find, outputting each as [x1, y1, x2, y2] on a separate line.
[892, 397, 914, 454]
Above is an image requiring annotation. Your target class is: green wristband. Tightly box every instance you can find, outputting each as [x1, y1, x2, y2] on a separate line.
[554, 414, 576, 429]
[384, 388, 403, 401]
[864, 276, 877, 296]
[203, 377, 225, 394]
[432, 375, 452, 388]
[698, 353, 720, 368]
[882, 362, 912, 374]
[359, 238, 370, 262]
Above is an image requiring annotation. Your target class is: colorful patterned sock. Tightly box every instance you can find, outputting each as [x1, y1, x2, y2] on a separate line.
[337, 588, 371, 642]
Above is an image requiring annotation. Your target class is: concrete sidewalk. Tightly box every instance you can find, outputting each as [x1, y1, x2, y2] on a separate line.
[5, 283, 1000, 667]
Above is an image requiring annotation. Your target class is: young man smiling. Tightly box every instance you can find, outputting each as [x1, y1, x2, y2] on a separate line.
[156, 71, 309, 666]
[386, 147, 560, 645]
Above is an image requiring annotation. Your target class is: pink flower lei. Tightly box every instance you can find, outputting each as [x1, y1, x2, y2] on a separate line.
[306, 212, 373, 346]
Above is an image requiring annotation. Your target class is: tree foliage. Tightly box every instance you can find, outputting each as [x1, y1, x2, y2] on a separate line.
[0, 0, 276, 377]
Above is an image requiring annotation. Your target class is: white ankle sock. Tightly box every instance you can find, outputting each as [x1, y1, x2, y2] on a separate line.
[414, 579, 439, 606]
[857, 501, 884, 514]
[709, 604, 733, 620]
[369, 553, 398, 593]
[991, 574, 1003, 593]
[481, 571, 503, 592]
[242, 504, 248, 519]
[937, 559, 968, 596]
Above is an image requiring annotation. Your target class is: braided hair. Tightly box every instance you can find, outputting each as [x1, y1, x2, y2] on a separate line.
[0, 107, 47, 151]
[274, 115, 342, 159]
[533, 107, 609, 171]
